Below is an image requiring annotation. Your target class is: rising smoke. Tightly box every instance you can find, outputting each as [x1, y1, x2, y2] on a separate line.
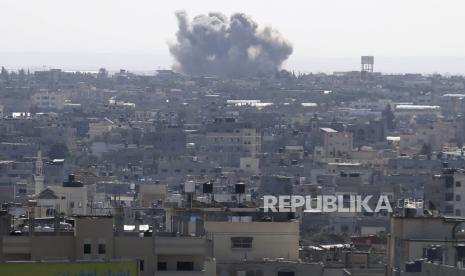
[169, 11, 293, 77]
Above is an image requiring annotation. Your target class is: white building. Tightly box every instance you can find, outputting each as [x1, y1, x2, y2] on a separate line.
[88, 120, 114, 140]
[315, 128, 353, 161]
[31, 91, 66, 110]
[36, 185, 88, 216]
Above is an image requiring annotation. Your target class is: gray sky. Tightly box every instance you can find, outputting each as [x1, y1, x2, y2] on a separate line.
[1, 0, 465, 74]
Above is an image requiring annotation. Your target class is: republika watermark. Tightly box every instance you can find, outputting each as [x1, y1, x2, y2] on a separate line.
[263, 195, 396, 213]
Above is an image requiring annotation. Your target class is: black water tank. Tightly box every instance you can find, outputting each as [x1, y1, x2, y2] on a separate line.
[235, 183, 245, 194]
[426, 247, 438, 261]
[456, 244, 465, 260]
[405, 261, 421, 272]
[404, 208, 417, 218]
[203, 182, 213, 194]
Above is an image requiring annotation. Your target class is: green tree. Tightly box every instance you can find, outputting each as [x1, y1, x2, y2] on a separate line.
[382, 104, 395, 130]
[1, 66, 8, 80]
[48, 143, 69, 159]
[420, 143, 432, 160]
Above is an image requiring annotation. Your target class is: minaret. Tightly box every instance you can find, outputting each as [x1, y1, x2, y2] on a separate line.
[34, 150, 44, 195]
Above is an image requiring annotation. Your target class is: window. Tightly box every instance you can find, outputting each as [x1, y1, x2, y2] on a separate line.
[457, 181, 462, 187]
[231, 237, 253, 249]
[457, 195, 462, 202]
[341, 225, 349, 232]
[139, 260, 145, 271]
[98, 243, 106, 255]
[157, 262, 167, 271]
[177, 262, 194, 271]
[83, 243, 91, 254]
[445, 176, 454, 188]
[445, 193, 454, 201]
[46, 208, 55, 216]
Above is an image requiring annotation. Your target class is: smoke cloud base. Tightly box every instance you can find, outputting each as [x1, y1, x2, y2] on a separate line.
[169, 11, 293, 78]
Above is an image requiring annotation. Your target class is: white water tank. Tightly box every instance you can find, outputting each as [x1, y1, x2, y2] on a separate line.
[184, 181, 196, 193]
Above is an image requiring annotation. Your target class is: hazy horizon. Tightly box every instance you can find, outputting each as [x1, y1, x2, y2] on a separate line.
[1, 52, 465, 75]
[2, 0, 465, 75]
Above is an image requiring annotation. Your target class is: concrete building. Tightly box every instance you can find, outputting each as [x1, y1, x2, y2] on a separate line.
[315, 128, 353, 162]
[206, 118, 261, 167]
[387, 214, 465, 276]
[425, 168, 465, 216]
[36, 175, 88, 216]
[138, 183, 167, 207]
[0, 214, 216, 276]
[88, 120, 114, 140]
[164, 207, 323, 276]
[31, 91, 66, 110]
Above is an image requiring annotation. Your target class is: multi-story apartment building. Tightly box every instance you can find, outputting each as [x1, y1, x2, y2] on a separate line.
[314, 128, 353, 162]
[425, 168, 465, 216]
[206, 118, 261, 167]
[31, 91, 66, 110]
[0, 214, 216, 276]
[388, 214, 465, 276]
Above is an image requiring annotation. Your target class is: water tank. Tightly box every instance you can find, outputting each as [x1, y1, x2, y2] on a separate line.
[456, 244, 465, 260]
[203, 182, 213, 194]
[405, 261, 421, 272]
[426, 246, 442, 262]
[235, 183, 245, 194]
[184, 181, 196, 193]
[404, 208, 417, 218]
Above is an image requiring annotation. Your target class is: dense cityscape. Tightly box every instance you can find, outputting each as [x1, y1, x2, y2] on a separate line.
[1, 0, 465, 275]
[1, 57, 465, 275]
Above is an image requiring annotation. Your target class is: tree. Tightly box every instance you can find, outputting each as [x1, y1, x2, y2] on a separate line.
[1, 66, 8, 80]
[382, 104, 395, 130]
[48, 143, 69, 159]
[18, 69, 26, 79]
[420, 143, 432, 160]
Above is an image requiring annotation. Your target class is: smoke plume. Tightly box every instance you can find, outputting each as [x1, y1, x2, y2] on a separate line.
[169, 11, 293, 77]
